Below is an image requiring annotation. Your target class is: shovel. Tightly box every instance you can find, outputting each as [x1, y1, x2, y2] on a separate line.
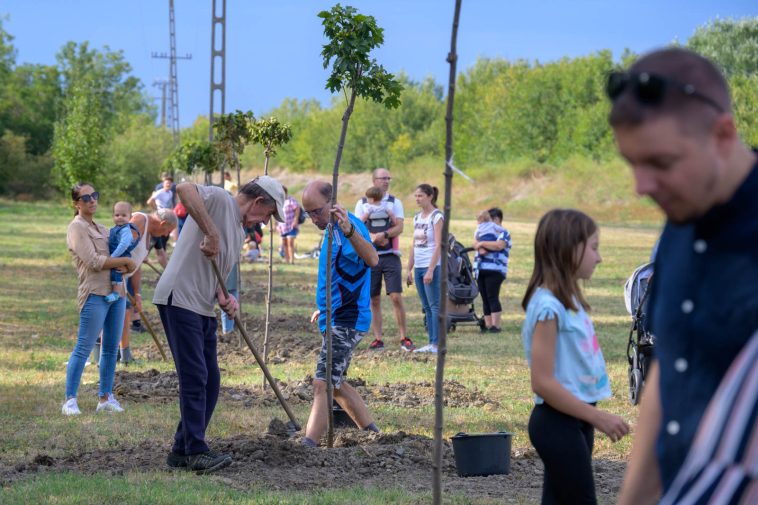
[126, 291, 168, 361]
[210, 259, 301, 435]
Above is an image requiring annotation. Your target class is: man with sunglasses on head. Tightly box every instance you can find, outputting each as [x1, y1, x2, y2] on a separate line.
[354, 168, 415, 352]
[609, 48, 758, 505]
[153, 176, 285, 475]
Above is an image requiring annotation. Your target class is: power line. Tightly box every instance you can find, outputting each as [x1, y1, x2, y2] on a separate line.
[208, 0, 226, 185]
[151, 0, 192, 146]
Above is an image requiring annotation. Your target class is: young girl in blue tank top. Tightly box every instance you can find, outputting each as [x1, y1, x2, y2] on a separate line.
[521, 209, 629, 505]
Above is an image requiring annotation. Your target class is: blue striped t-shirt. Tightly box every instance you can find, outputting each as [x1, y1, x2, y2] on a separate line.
[474, 222, 511, 275]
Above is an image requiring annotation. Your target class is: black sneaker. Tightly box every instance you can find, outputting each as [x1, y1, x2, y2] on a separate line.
[188, 450, 232, 475]
[166, 451, 188, 469]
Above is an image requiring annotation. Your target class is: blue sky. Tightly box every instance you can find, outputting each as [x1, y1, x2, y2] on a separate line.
[2, 1, 755, 127]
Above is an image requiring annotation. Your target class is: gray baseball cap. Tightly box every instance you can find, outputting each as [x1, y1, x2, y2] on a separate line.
[253, 175, 286, 222]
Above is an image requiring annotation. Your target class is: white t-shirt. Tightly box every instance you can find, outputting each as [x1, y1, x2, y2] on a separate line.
[153, 185, 244, 317]
[151, 189, 174, 210]
[412, 209, 444, 268]
[354, 192, 404, 256]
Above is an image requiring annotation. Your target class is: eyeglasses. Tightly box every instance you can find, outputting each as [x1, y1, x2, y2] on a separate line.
[374, 177, 392, 181]
[606, 71, 724, 114]
[305, 205, 328, 217]
[77, 191, 100, 203]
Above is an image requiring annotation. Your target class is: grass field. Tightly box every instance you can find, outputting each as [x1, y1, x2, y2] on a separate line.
[0, 197, 661, 504]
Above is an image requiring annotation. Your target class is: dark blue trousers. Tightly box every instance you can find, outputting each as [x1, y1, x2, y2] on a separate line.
[157, 297, 220, 456]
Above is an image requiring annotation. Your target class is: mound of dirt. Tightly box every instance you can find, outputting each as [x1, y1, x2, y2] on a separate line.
[113, 371, 497, 411]
[352, 348, 436, 363]
[1, 430, 626, 503]
[359, 379, 499, 409]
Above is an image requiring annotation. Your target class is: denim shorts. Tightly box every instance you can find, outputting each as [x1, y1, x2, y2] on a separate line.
[315, 325, 364, 388]
[281, 228, 299, 238]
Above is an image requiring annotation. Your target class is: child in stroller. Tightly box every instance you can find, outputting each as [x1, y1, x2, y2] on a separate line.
[624, 261, 655, 405]
[424, 234, 486, 332]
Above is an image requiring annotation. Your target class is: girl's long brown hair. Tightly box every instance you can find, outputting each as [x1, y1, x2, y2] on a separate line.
[521, 209, 597, 312]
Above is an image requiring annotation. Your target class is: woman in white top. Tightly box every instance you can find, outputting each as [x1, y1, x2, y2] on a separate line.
[406, 184, 444, 353]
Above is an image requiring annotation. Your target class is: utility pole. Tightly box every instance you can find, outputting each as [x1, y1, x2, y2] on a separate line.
[152, 0, 192, 146]
[152, 79, 169, 128]
[208, 0, 226, 185]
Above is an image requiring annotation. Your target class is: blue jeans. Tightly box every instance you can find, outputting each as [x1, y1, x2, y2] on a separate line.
[220, 265, 239, 334]
[65, 294, 126, 398]
[414, 265, 441, 345]
[220, 288, 238, 333]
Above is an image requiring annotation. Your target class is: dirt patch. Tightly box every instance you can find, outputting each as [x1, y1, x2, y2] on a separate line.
[358, 379, 499, 409]
[353, 348, 437, 364]
[113, 371, 496, 410]
[112, 369, 313, 407]
[1, 430, 626, 503]
[216, 314, 320, 366]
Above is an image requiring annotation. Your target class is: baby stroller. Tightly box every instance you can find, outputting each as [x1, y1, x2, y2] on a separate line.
[424, 235, 486, 333]
[624, 262, 655, 405]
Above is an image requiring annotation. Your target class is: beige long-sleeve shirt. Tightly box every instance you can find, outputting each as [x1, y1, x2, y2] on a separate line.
[66, 215, 111, 312]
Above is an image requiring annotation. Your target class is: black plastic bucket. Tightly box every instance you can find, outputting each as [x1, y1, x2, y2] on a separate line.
[332, 403, 357, 429]
[451, 432, 512, 477]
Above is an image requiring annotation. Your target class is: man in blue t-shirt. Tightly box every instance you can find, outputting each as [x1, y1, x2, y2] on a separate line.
[611, 48, 758, 505]
[300, 181, 379, 448]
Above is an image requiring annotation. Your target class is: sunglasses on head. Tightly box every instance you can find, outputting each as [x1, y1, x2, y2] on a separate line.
[77, 191, 100, 203]
[606, 71, 724, 113]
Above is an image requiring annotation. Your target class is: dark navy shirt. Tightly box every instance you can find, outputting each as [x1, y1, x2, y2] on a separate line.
[649, 154, 758, 491]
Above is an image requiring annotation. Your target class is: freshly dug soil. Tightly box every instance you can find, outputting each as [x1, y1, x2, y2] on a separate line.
[112, 371, 497, 410]
[1, 429, 626, 503]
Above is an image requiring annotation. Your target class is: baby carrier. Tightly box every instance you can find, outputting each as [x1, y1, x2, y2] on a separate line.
[624, 261, 655, 405]
[425, 235, 486, 332]
[361, 196, 394, 253]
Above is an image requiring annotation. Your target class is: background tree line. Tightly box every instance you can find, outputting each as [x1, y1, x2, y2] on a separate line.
[0, 18, 171, 201]
[0, 17, 755, 203]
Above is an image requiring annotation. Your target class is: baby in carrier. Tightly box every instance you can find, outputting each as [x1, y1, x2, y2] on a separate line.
[359, 186, 397, 253]
[104, 202, 141, 304]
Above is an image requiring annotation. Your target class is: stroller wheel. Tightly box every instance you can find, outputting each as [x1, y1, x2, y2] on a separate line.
[629, 369, 643, 406]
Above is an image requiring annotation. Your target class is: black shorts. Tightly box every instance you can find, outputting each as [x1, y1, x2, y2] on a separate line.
[370, 254, 403, 297]
[151, 235, 169, 250]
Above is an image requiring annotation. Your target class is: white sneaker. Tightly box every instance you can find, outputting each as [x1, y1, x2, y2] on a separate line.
[62, 397, 81, 416]
[414, 344, 439, 354]
[96, 393, 124, 413]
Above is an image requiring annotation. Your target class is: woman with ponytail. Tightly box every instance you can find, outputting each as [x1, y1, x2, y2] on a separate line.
[406, 184, 444, 353]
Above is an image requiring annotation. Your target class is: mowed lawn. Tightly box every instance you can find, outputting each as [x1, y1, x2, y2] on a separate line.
[0, 198, 661, 504]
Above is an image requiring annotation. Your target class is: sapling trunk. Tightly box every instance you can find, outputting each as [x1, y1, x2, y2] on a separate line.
[325, 87, 357, 448]
[234, 151, 243, 350]
[433, 1, 462, 504]
[263, 148, 273, 388]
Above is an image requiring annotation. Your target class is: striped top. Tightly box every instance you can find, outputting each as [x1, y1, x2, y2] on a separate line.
[474, 221, 511, 274]
[660, 328, 758, 505]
